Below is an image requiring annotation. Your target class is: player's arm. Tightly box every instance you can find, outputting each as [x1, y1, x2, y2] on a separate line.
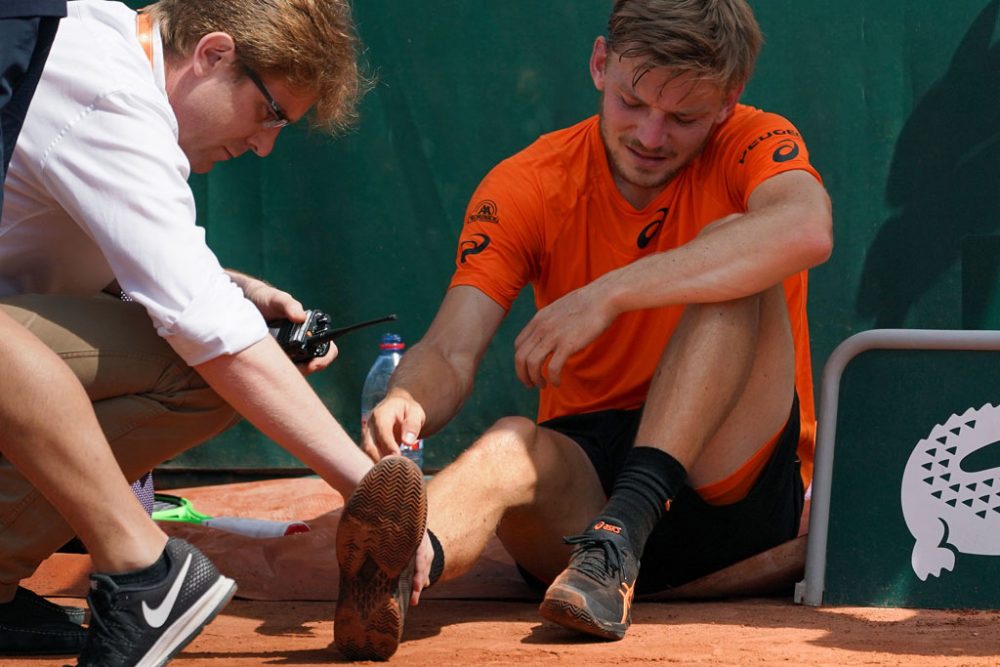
[362, 285, 505, 460]
[602, 169, 831, 309]
[515, 169, 832, 387]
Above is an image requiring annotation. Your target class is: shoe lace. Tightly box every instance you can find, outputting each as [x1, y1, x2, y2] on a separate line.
[76, 589, 133, 664]
[563, 534, 627, 586]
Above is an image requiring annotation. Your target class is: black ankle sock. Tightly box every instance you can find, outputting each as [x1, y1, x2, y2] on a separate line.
[107, 547, 170, 587]
[594, 446, 687, 555]
[427, 529, 445, 587]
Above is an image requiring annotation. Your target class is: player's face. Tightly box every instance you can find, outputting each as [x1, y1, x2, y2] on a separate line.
[590, 37, 738, 208]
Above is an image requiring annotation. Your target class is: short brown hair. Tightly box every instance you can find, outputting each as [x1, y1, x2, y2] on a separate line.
[148, 0, 371, 135]
[607, 0, 762, 93]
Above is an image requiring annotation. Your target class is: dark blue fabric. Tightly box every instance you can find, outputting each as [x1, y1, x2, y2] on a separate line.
[0, 2, 66, 19]
[0, 14, 61, 213]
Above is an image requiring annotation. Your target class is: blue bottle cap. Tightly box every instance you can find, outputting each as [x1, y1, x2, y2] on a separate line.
[379, 333, 405, 350]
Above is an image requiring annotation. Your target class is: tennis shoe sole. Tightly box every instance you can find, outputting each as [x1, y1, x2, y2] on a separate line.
[334, 457, 426, 661]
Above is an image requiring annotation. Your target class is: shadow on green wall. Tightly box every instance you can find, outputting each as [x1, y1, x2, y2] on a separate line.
[856, 0, 1000, 327]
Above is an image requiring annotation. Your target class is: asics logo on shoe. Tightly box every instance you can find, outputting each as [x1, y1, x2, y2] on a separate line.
[141, 554, 192, 629]
[618, 580, 636, 624]
[592, 520, 622, 535]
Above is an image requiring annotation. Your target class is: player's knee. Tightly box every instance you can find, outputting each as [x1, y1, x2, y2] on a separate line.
[465, 416, 540, 464]
[685, 291, 762, 321]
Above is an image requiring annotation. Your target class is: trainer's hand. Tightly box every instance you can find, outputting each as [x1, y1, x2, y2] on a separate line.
[514, 285, 616, 388]
[410, 530, 433, 606]
[232, 273, 305, 322]
[361, 393, 425, 462]
[296, 343, 339, 375]
[229, 272, 339, 375]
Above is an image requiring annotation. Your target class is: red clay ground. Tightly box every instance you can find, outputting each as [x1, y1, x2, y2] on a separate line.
[10, 478, 1000, 666]
[10, 596, 1000, 666]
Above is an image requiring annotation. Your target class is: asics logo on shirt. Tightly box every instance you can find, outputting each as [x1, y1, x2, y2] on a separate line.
[772, 139, 800, 163]
[737, 127, 801, 165]
[460, 233, 491, 263]
[637, 208, 668, 249]
[142, 553, 192, 628]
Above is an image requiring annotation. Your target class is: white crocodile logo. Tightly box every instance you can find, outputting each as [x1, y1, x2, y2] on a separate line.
[901, 403, 1000, 581]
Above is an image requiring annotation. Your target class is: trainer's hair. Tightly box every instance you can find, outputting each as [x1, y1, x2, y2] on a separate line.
[606, 0, 762, 93]
[147, 0, 371, 135]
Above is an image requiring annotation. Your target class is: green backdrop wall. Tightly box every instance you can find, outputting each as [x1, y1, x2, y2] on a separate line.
[155, 1, 1000, 471]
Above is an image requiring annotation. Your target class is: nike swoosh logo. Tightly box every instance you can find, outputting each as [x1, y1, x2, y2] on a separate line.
[142, 553, 192, 629]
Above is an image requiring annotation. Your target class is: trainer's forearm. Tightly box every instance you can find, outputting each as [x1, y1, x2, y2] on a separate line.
[195, 336, 372, 496]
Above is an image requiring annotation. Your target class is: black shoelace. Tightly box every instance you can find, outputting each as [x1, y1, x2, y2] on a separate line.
[563, 534, 626, 585]
[76, 589, 134, 664]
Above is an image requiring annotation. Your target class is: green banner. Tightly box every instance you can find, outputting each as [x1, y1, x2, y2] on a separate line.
[106, 1, 1000, 471]
[825, 349, 1000, 608]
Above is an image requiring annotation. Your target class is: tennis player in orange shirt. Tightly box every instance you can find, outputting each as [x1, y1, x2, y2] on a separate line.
[336, 0, 833, 658]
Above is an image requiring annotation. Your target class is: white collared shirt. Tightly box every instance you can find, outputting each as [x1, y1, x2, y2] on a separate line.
[0, 0, 267, 365]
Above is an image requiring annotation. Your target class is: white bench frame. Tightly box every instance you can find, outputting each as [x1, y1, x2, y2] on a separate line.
[795, 328, 1000, 606]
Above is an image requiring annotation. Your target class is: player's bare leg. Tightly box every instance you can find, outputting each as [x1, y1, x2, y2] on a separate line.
[541, 284, 795, 639]
[426, 417, 608, 584]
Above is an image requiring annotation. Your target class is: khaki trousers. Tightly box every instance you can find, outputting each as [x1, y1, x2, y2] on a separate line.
[0, 294, 238, 585]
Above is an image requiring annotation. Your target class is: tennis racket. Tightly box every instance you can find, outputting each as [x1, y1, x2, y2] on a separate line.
[152, 493, 310, 538]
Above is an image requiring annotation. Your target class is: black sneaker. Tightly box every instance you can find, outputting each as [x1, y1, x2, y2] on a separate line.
[538, 520, 639, 641]
[75, 538, 236, 667]
[0, 586, 87, 655]
[335, 456, 426, 661]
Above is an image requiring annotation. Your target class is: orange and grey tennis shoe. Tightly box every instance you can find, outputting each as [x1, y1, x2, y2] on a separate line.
[334, 456, 427, 661]
[539, 521, 639, 641]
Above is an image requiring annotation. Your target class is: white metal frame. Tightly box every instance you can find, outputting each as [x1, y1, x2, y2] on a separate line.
[795, 328, 1000, 606]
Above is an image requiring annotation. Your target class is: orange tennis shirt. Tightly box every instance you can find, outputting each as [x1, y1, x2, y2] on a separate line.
[449, 105, 821, 488]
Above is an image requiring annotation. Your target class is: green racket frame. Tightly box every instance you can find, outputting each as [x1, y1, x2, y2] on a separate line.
[151, 493, 212, 524]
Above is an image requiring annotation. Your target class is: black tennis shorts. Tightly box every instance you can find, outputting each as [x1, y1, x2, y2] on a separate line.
[537, 394, 804, 594]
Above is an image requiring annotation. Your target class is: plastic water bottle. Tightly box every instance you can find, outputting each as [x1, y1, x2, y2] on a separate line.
[361, 333, 424, 468]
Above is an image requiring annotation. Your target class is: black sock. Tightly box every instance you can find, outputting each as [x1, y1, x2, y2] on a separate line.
[427, 529, 445, 587]
[107, 546, 170, 587]
[593, 446, 687, 555]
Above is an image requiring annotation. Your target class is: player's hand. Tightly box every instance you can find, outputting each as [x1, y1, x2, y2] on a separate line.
[514, 285, 616, 388]
[410, 529, 434, 606]
[361, 393, 426, 462]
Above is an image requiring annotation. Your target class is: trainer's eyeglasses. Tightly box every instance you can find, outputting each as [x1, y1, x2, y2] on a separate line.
[242, 64, 290, 130]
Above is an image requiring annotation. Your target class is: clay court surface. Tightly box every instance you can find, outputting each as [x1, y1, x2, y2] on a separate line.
[11, 478, 1000, 666]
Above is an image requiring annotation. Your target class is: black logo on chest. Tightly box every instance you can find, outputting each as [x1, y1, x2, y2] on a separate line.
[637, 208, 669, 249]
